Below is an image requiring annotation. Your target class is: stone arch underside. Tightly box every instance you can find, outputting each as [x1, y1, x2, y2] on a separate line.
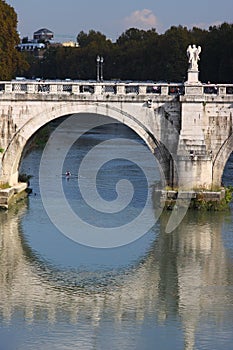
[1, 102, 173, 186]
[213, 133, 233, 187]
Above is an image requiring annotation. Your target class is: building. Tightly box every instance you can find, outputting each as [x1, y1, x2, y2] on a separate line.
[62, 41, 79, 47]
[33, 28, 54, 42]
[17, 42, 46, 52]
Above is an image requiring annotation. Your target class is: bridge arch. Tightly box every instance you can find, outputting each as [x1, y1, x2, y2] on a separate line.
[1, 102, 171, 186]
[213, 133, 233, 187]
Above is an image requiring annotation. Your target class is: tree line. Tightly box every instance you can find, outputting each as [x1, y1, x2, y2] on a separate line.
[0, 0, 28, 80]
[0, 0, 232, 83]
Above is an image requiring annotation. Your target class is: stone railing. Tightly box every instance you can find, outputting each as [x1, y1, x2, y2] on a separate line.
[0, 80, 232, 97]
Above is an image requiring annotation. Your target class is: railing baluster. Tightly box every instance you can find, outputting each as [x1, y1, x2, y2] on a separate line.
[0, 81, 232, 97]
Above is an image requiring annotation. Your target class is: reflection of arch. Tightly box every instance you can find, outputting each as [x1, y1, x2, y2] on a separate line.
[213, 133, 233, 187]
[0, 201, 162, 325]
[1, 103, 172, 186]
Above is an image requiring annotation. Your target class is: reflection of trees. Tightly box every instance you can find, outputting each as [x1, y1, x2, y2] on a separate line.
[0, 203, 233, 349]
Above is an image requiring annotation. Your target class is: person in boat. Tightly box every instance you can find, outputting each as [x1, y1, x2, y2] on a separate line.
[65, 170, 71, 178]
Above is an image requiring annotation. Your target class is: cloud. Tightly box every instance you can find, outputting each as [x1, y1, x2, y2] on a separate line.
[123, 9, 158, 29]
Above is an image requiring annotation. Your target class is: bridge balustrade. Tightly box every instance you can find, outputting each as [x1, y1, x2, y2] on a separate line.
[37, 83, 50, 93]
[146, 85, 161, 94]
[226, 86, 233, 94]
[0, 81, 232, 97]
[61, 84, 72, 93]
[168, 85, 184, 95]
[203, 85, 219, 94]
[102, 85, 117, 94]
[12, 82, 28, 92]
[80, 85, 95, 94]
[125, 85, 140, 94]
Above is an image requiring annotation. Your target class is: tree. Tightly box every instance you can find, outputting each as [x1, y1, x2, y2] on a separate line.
[16, 21, 233, 83]
[0, 0, 28, 80]
[77, 30, 112, 49]
[114, 28, 159, 80]
[156, 26, 192, 82]
[201, 23, 233, 83]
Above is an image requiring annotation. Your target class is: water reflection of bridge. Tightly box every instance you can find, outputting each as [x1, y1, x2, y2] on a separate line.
[0, 202, 233, 349]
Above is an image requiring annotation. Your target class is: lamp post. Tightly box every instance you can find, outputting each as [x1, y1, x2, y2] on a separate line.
[96, 55, 104, 82]
[96, 55, 100, 82]
[100, 56, 104, 82]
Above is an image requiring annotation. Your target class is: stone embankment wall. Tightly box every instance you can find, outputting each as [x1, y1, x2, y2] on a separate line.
[0, 183, 28, 209]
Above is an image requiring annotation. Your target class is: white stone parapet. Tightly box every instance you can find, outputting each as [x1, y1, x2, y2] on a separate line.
[0, 81, 232, 98]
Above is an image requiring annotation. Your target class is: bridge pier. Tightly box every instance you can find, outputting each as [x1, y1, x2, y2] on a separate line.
[177, 84, 217, 190]
[8, 171, 19, 187]
[177, 156, 213, 190]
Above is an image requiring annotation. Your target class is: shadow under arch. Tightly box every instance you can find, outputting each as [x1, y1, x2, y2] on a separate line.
[213, 133, 233, 187]
[1, 103, 173, 186]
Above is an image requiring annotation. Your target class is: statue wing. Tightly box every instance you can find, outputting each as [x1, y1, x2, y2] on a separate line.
[187, 45, 191, 56]
[187, 45, 192, 60]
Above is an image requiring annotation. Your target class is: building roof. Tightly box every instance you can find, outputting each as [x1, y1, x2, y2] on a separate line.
[34, 28, 54, 35]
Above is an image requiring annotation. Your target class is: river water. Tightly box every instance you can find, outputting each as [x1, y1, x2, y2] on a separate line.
[1, 115, 233, 350]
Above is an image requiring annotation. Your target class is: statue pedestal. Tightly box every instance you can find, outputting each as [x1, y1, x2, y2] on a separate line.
[186, 69, 200, 84]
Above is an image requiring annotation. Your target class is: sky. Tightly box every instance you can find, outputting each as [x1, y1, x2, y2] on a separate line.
[6, 0, 233, 42]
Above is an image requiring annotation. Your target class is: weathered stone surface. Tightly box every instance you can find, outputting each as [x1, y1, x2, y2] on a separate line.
[0, 81, 232, 191]
[0, 183, 27, 209]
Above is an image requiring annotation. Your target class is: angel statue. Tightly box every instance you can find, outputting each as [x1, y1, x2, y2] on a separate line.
[187, 44, 201, 70]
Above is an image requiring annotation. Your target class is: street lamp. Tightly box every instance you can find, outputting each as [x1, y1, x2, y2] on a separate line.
[96, 55, 104, 82]
[96, 55, 100, 82]
[100, 56, 104, 82]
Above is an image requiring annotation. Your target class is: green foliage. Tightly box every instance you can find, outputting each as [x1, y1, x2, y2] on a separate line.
[191, 187, 232, 211]
[162, 187, 233, 211]
[200, 23, 233, 83]
[77, 30, 111, 49]
[0, 0, 29, 80]
[0, 182, 10, 189]
[33, 125, 51, 147]
[225, 186, 233, 204]
[12, 21, 233, 83]
[23, 124, 52, 150]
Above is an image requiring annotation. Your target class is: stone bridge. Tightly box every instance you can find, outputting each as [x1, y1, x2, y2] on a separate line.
[0, 79, 232, 190]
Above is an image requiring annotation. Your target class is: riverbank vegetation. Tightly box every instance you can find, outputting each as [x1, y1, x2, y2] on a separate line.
[159, 186, 233, 211]
[24, 118, 67, 152]
[0, 182, 10, 189]
[190, 186, 233, 211]
[29, 125, 52, 148]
